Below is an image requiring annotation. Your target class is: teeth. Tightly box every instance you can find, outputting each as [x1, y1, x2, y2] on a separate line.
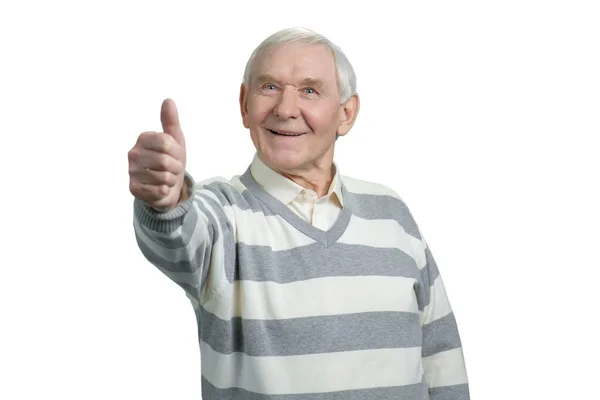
[270, 129, 303, 136]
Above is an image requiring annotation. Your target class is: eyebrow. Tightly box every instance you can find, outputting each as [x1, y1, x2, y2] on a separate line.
[299, 78, 325, 88]
[254, 74, 277, 85]
[254, 74, 325, 88]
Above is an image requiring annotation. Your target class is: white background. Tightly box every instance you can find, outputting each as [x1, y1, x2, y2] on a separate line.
[1, 1, 599, 399]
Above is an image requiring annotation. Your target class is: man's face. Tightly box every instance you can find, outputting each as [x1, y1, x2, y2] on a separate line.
[240, 43, 357, 174]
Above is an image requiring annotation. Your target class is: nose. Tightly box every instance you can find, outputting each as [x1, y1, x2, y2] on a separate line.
[273, 86, 301, 119]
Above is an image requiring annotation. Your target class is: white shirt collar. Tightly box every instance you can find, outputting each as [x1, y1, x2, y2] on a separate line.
[250, 153, 344, 207]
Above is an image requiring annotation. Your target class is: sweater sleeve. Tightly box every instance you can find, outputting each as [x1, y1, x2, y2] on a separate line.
[132, 172, 222, 303]
[418, 231, 470, 399]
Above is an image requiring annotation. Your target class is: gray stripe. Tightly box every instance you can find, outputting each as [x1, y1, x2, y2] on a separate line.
[343, 191, 422, 240]
[231, 167, 422, 242]
[135, 199, 202, 250]
[135, 227, 211, 276]
[416, 245, 441, 310]
[200, 309, 421, 357]
[176, 281, 202, 301]
[134, 194, 218, 271]
[424, 246, 441, 284]
[323, 207, 352, 246]
[134, 197, 220, 292]
[239, 168, 352, 246]
[422, 312, 462, 357]
[235, 241, 433, 313]
[235, 242, 422, 283]
[201, 194, 237, 284]
[133, 198, 193, 234]
[428, 383, 470, 399]
[195, 192, 224, 244]
[201, 376, 429, 399]
[201, 181, 279, 216]
[194, 195, 222, 291]
[135, 237, 208, 298]
[140, 191, 223, 251]
[131, 173, 202, 233]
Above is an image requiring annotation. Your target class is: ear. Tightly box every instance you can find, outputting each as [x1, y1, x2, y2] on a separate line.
[239, 83, 250, 129]
[336, 94, 360, 137]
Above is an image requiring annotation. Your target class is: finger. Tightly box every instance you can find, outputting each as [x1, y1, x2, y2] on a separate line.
[133, 182, 172, 203]
[130, 165, 179, 187]
[160, 98, 185, 147]
[138, 131, 185, 160]
[135, 148, 184, 174]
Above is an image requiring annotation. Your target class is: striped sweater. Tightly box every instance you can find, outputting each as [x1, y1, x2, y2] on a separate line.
[133, 166, 470, 399]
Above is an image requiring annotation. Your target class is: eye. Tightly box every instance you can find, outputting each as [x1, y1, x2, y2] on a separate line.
[264, 84, 276, 91]
[304, 87, 317, 94]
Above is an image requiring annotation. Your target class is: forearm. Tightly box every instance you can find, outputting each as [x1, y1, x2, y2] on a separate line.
[419, 239, 470, 399]
[135, 173, 195, 232]
[133, 172, 214, 299]
[422, 311, 469, 399]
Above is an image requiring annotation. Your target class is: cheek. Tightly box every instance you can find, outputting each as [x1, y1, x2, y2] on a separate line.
[248, 98, 274, 125]
[303, 107, 339, 134]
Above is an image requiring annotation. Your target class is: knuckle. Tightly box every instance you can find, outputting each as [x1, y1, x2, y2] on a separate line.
[175, 160, 185, 174]
[138, 131, 156, 147]
[129, 180, 141, 197]
[140, 131, 155, 139]
[160, 171, 172, 185]
[156, 184, 170, 198]
[136, 133, 147, 145]
[167, 172, 179, 186]
[153, 170, 169, 185]
[127, 148, 138, 162]
[157, 155, 170, 170]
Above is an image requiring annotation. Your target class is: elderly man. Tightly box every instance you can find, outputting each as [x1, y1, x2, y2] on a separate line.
[129, 27, 470, 399]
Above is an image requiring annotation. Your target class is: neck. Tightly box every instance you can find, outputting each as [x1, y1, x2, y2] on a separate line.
[278, 163, 335, 198]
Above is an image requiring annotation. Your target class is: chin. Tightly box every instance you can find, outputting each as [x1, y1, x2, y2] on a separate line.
[262, 149, 306, 172]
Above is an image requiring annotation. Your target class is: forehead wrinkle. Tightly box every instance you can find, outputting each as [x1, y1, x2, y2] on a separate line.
[251, 44, 337, 89]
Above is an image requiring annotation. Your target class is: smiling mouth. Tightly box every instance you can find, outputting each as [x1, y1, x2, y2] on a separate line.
[268, 129, 306, 137]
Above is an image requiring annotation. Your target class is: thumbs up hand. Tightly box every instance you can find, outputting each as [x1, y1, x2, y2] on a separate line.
[128, 99, 188, 212]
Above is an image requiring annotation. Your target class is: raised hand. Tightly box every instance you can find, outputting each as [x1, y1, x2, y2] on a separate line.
[128, 98, 187, 211]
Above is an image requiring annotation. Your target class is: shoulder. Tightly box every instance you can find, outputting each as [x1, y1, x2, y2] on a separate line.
[187, 173, 248, 207]
[341, 174, 404, 200]
[191, 175, 237, 195]
[341, 175, 422, 238]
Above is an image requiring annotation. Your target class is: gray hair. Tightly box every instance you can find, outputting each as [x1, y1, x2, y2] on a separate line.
[242, 27, 357, 104]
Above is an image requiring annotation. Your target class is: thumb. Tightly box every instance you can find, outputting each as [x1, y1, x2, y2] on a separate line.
[160, 98, 185, 147]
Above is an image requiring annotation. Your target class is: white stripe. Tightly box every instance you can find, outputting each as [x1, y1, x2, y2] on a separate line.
[133, 201, 211, 264]
[227, 205, 317, 250]
[341, 175, 401, 197]
[196, 176, 231, 187]
[195, 196, 229, 302]
[229, 175, 250, 193]
[422, 347, 468, 388]
[197, 187, 239, 241]
[338, 216, 425, 267]
[203, 275, 419, 321]
[135, 197, 231, 295]
[200, 342, 423, 394]
[233, 208, 424, 254]
[420, 275, 453, 326]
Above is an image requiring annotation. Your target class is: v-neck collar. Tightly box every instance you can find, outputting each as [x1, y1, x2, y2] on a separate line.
[239, 167, 352, 247]
[249, 153, 345, 208]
